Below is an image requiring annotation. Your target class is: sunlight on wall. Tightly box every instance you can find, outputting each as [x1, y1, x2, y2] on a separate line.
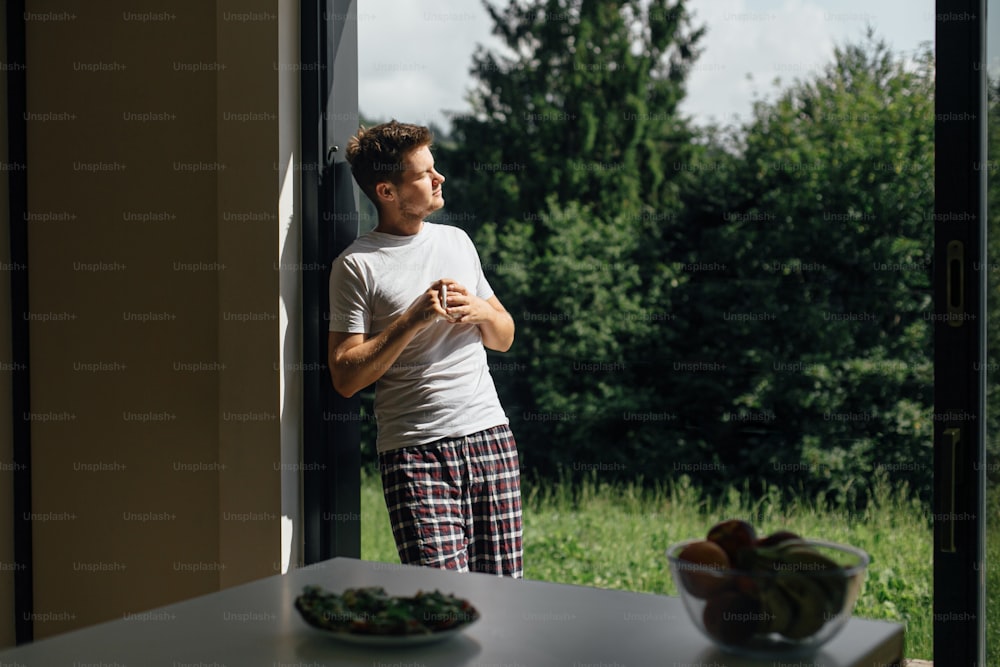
[278, 152, 299, 575]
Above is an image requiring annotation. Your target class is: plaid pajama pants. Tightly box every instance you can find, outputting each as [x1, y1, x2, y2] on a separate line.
[378, 424, 523, 578]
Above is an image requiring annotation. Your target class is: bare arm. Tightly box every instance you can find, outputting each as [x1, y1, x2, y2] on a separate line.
[327, 283, 446, 397]
[328, 280, 515, 397]
[477, 296, 515, 352]
[441, 281, 515, 352]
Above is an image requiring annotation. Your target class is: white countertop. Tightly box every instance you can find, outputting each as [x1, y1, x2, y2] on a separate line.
[0, 557, 905, 666]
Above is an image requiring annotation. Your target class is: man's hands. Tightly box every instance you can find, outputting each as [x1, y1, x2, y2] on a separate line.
[329, 278, 516, 397]
[435, 278, 515, 352]
[401, 278, 514, 352]
[435, 279, 495, 325]
[403, 279, 494, 328]
[401, 279, 451, 331]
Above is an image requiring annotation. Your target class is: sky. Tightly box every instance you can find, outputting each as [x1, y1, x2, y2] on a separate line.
[356, 0, 992, 132]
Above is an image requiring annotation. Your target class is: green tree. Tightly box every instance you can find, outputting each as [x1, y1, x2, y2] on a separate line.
[670, 33, 935, 504]
[437, 0, 705, 480]
[439, 0, 704, 233]
[476, 198, 689, 479]
[440, 4, 936, 505]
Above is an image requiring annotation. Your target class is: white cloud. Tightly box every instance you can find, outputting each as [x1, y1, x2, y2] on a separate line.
[358, 0, 936, 132]
[680, 0, 934, 125]
[681, 0, 833, 124]
[357, 3, 498, 128]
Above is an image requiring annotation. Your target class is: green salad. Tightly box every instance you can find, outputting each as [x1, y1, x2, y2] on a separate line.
[294, 585, 480, 636]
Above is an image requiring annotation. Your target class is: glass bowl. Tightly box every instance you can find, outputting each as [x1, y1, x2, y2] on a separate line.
[666, 538, 869, 658]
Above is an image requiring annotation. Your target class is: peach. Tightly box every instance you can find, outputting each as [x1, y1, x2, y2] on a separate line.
[707, 519, 757, 566]
[676, 540, 731, 599]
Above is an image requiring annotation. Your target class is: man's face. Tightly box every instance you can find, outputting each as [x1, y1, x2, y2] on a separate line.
[390, 145, 445, 221]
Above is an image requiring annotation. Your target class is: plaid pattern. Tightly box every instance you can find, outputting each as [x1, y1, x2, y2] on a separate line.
[378, 424, 523, 578]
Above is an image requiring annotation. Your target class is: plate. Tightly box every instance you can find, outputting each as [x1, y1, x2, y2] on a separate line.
[294, 585, 479, 647]
[308, 619, 477, 647]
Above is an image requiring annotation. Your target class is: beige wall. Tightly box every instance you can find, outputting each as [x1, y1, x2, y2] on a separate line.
[0, 0, 15, 649]
[4, 0, 291, 642]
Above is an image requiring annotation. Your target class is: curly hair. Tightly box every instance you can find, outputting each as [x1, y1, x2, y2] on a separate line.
[345, 120, 434, 207]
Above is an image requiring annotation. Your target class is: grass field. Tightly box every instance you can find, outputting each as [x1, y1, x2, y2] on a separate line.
[361, 468, 999, 661]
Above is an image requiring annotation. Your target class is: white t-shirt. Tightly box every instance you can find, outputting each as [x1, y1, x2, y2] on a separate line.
[328, 222, 509, 453]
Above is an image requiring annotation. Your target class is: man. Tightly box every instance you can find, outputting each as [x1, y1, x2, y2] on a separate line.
[327, 120, 523, 577]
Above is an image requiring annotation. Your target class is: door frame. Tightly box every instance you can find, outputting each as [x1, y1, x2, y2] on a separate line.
[300, 0, 362, 564]
[933, 0, 988, 662]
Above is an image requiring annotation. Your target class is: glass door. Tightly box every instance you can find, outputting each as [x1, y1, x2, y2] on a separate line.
[982, 1, 999, 662]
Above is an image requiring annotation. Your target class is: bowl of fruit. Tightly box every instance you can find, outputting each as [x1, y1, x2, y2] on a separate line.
[667, 519, 869, 658]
